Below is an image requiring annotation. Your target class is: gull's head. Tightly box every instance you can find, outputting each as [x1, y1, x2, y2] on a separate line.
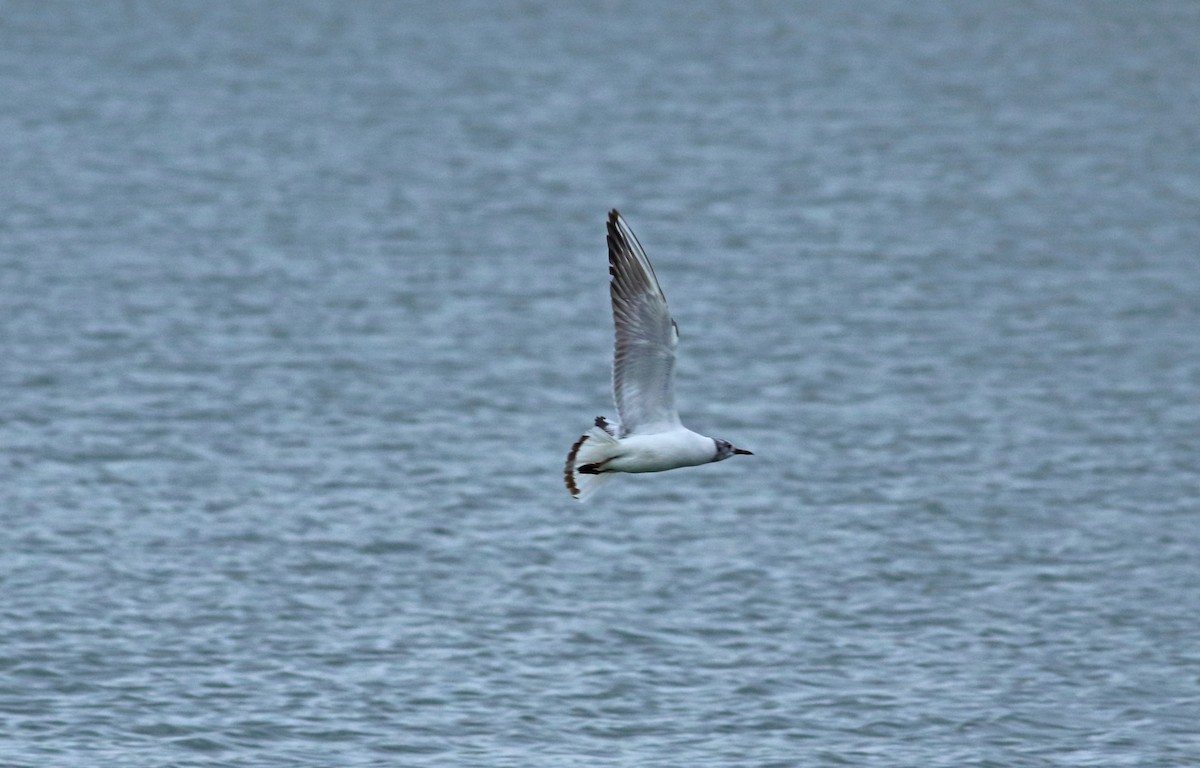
[712, 439, 754, 462]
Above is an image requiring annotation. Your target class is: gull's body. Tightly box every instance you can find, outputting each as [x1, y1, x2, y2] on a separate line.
[564, 210, 751, 500]
[597, 430, 719, 474]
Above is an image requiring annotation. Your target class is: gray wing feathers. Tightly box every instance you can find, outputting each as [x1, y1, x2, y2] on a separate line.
[607, 210, 681, 435]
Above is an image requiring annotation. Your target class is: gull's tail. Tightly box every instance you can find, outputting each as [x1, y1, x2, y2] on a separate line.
[563, 417, 620, 501]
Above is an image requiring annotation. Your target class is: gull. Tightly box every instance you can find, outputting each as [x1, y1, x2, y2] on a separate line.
[564, 210, 752, 500]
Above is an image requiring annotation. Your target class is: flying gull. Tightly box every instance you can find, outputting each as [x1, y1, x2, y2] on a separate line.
[564, 209, 752, 500]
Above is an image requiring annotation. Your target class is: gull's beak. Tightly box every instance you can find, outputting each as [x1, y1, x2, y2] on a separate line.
[733, 447, 754, 455]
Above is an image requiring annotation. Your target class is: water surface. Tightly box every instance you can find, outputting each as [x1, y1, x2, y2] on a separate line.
[3, 2, 1199, 766]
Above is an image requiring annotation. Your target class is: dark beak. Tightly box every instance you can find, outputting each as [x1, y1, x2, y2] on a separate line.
[733, 447, 754, 455]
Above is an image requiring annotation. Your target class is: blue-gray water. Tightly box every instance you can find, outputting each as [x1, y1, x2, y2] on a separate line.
[3, 3, 1199, 766]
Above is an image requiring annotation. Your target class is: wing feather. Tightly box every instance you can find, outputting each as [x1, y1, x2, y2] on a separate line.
[607, 210, 681, 435]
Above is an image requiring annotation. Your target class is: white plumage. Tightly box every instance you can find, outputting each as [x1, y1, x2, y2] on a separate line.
[564, 210, 752, 500]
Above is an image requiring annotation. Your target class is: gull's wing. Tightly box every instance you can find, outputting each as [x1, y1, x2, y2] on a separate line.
[607, 209, 682, 435]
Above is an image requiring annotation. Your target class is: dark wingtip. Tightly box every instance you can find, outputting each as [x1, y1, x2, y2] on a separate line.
[606, 226, 622, 276]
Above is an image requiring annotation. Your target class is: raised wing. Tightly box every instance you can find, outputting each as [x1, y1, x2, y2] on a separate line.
[607, 209, 682, 435]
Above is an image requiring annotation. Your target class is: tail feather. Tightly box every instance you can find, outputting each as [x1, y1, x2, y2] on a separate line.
[564, 420, 621, 501]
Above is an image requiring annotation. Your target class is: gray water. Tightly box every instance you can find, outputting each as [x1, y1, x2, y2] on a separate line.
[3, 2, 1199, 766]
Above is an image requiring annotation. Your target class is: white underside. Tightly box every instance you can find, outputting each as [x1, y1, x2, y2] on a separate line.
[604, 428, 716, 473]
[565, 424, 719, 500]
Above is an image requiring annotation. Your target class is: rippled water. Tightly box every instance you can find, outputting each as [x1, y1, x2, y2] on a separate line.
[3, 2, 1200, 766]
